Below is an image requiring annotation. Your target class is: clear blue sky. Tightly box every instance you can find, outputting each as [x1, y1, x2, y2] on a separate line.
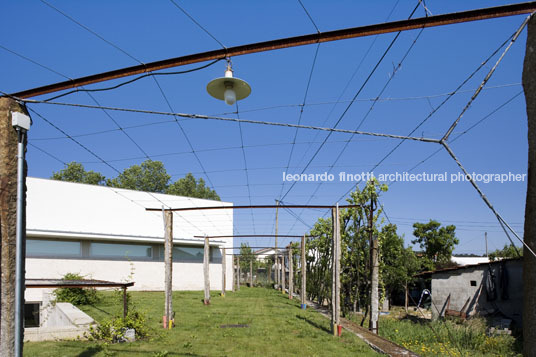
[1, 0, 531, 254]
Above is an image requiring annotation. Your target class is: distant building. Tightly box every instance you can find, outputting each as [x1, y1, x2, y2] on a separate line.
[25, 177, 234, 305]
[451, 256, 490, 266]
[419, 258, 523, 326]
[254, 247, 278, 262]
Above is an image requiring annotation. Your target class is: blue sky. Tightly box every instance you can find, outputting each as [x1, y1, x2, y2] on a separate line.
[1, 0, 531, 254]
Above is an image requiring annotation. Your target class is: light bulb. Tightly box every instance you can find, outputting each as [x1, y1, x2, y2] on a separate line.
[224, 87, 236, 105]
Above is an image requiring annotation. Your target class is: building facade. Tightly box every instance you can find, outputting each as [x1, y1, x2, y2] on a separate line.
[428, 258, 522, 326]
[25, 177, 234, 303]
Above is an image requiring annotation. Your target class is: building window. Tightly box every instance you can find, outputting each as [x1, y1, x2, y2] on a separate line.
[159, 245, 221, 263]
[24, 303, 40, 328]
[174, 246, 204, 262]
[27, 239, 81, 257]
[90, 242, 152, 259]
[470, 280, 477, 287]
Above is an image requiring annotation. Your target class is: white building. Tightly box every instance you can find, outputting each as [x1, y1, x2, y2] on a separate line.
[451, 256, 490, 266]
[25, 177, 234, 304]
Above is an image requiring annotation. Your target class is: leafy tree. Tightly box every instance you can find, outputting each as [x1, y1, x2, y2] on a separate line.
[52, 160, 222, 201]
[379, 224, 420, 310]
[239, 243, 258, 273]
[166, 173, 220, 201]
[412, 220, 459, 270]
[51, 162, 106, 185]
[107, 160, 170, 193]
[488, 243, 522, 261]
[306, 179, 388, 318]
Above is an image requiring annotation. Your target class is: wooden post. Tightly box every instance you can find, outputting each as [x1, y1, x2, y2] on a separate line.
[275, 201, 280, 290]
[221, 247, 226, 297]
[163, 210, 173, 329]
[0, 99, 27, 355]
[203, 236, 210, 304]
[276, 253, 280, 288]
[301, 235, 307, 309]
[369, 197, 379, 334]
[331, 205, 341, 336]
[268, 261, 272, 285]
[336, 206, 341, 334]
[249, 260, 253, 287]
[288, 246, 293, 299]
[232, 254, 236, 292]
[237, 255, 241, 290]
[281, 254, 286, 294]
[523, 14, 536, 354]
[123, 286, 128, 319]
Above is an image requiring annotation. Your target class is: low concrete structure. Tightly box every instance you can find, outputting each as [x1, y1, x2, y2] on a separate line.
[424, 258, 523, 326]
[24, 291, 95, 342]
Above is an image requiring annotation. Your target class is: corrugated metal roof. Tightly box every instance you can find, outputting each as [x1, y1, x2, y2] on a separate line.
[415, 257, 522, 276]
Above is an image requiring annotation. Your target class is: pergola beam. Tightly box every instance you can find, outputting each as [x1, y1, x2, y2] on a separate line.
[148, 204, 360, 212]
[7, 2, 535, 100]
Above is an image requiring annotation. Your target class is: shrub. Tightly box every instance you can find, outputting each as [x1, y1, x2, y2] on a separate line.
[87, 310, 150, 342]
[54, 273, 100, 305]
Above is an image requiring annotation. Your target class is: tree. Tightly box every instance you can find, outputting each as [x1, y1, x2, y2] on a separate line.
[380, 224, 419, 311]
[166, 173, 220, 201]
[488, 244, 522, 261]
[51, 162, 106, 185]
[412, 220, 459, 270]
[239, 243, 258, 285]
[107, 160, 170, 193]
[306, 178, 388, 321]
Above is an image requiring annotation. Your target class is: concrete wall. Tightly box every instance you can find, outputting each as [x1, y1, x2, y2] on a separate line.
[25, 251, 234, 302]
[431, 259, 523, 325]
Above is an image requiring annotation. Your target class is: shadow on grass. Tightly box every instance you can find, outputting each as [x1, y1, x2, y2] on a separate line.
[296, 315, 331, 334]
[78, 345, 103, 357]
[400, 313, 429, 325]
[78, 344, 206, 357]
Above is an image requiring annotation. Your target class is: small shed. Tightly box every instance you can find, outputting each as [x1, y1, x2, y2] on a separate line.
[418, 258, 523, 326]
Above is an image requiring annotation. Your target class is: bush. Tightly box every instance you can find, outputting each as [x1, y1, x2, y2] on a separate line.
[87, 310, 150, 342]
[54, 273, 100, 305]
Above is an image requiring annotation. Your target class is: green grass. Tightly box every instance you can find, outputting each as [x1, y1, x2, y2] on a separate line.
[24, 288, 380, 356]
[349, 310, 522, 357]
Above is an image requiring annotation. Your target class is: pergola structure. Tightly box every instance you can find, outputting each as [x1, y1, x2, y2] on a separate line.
[152, 203, 365, 336]
[0, 2, 535, 354]
[25, 279, 135, 319]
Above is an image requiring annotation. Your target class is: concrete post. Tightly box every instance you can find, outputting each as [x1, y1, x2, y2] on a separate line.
[221, 248, 226, 297]
[203, 236, 210, 304]
[288, 246, 293, 299]
[331, 206, 341, 336]
[237, 256, 240, 290]
[281, 255, 286, 294]
[301, 235, 307, 309]
[0, 99, 28, 356]
[369, 197, 379, 334]
[163, 211, 173, 329]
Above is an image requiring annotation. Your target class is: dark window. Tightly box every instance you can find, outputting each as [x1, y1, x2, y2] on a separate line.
[90, 242, 152, 258]
[27, 239, 81, 257]
[470, 280, 477, 286]
[24, 303, 40, 328]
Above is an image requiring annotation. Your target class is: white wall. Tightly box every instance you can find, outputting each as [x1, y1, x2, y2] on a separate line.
[25, 253, 234, 301]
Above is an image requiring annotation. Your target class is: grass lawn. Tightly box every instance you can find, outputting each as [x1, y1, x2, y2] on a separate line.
[24, 287, 380, 356]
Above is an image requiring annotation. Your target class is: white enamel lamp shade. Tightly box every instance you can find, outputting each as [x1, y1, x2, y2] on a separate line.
[207, 70, 251, 104]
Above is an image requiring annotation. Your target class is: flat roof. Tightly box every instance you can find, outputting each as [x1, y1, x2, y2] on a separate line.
[25, 278, 135, 289]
